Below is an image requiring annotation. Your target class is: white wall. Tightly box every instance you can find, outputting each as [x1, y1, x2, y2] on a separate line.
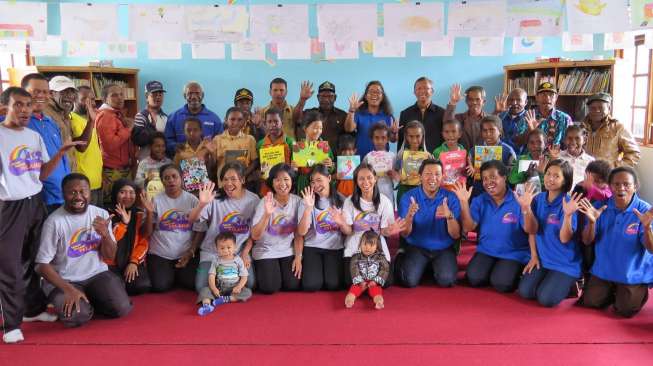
[636, 146, 653, 202]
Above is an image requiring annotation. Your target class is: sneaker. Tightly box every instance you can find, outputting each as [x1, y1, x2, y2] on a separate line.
[212, 297, 226, 307]
[3, 329, 24, 344]
[23, 311, 58, 322]
[197, 304, 215, 316]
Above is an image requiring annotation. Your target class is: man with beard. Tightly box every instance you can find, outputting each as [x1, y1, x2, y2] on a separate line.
[295, 81, 349, 156]
[398, 77, 446, 153]
[497, 88, 529, 155]
[0, 87, 81, 343]
[36, 173, 132, 328]
[581, 92, 640, 167]
[165, 81, 223, 156]
[133, 81, 168, 160]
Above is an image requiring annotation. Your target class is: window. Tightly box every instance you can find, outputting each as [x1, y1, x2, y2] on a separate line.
[614, 35, 653, 145]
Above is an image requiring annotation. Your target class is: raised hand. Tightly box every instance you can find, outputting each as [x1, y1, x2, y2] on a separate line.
[495, 93, 508, 113]
[115, 203, 131, 225]
[436, 197, 452, 219]
[301, 186, 315, 209]
[525, 109, 538, 131]
[452, 181, 472, 203]
[251, 107, 263, 127]
[449, 83, 462, 105]
[328, 207, 346, 226]
[634, 207, 653, 228]
[390, 117, 401, 135]
[578, 198, 607, 223]
[548, 144, 561, 160]
[536, 155, 549, 174]
[348, 93, 364, 112]
[406, 196, 419, 218]
[139, 191, 154, 213]
[198, 181, 216, 205]
[263, 192, 276, 216]
[515, 182, 537, 210]
[85, 97, 98, 122]
[322, 157, 334, 168]
[386, 218, 406, 236]
[92, 216, 112, 238]
[299, 81, 314, 101]
[562, 192, 583, 217]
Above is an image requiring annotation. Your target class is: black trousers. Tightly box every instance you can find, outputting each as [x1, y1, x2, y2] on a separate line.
[301, 247, 344, 292]
[254, 256, 301, 294]
[0, 194, 47, 334]
[343, 256, 394, 289]
[109, 263, 151, 296]
[146, 254, 198, 293]
[48, 271, 132, 328]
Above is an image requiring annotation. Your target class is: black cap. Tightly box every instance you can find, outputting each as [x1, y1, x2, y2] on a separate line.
[145, 80, 165, 93]
[536, 82, 557, 94]
[318, 81, 335, 93]
[586, 92, 612, 105]
[234, 88, 253, 103]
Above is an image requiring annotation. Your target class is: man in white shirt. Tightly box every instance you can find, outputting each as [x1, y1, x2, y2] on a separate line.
[36, 173, 132, 329]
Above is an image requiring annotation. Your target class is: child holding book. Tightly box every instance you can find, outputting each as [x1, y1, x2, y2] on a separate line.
[433, 119, 473, 190]
[336, 135, 357, 197]
[469, 116, 516, 194]
[345, 230, 389, 310]
[211, 107, 258, 188]
[394, 120, 432, 205]
[197, 232, 251, 316]
[557, 125, 595, 189]
[508, 129, 547, 187]
[257, 108, 295, 196]
[292, 110, 334, 195]
[362, 122, 397, 208]
[134, 132, 171, 188]
[173, 118, 213, 194]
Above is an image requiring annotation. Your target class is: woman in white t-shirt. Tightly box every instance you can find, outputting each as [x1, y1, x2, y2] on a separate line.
[244, 163, 302, 294]
[146, 164, 200, 292]
[190, 162, 259, 292]
[335, 163, 405, 288]
[297, 164, 348, 291]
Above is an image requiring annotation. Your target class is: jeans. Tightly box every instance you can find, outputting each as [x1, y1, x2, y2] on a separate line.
[466, 252, 523, 293]
[518, 267, 577, 307]
[396, 245, 458, 288]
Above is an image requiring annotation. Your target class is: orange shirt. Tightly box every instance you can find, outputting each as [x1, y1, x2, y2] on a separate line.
[105, 213, 149, 266]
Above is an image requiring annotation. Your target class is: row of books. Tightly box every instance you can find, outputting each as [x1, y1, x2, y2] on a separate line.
[91, 76, 136, 99]
[507, 72, 556, 95]
[557, 69, 611, 94]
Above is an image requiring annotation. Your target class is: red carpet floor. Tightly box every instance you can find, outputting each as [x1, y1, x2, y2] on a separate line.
[2, 241, 652, 365]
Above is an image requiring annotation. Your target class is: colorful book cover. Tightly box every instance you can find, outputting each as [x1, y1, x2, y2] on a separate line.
[366, 151, 394, 177]
[145, 172, 164, 198]
[401, 151, 430, 186]
[337, 155, 360, 180]
[292, 140, 330, 168]
[474, 145, 502, 180]
[259, 144, 285, 180]
[440, 150, 467, 187]
[225, 149, 249, 165]
[180, 157, 209, 192]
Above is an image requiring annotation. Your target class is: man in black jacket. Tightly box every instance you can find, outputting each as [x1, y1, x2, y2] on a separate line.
[132, 81, 167, 160]
[398, 77, 446, 153]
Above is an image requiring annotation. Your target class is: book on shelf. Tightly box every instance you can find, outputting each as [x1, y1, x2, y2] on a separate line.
[92, 76, 135, 99]
[557, 69, 611, 94]
[508, 73, 555, 95]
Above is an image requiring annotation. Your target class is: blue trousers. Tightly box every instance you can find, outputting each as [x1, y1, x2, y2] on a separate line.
[518, 267, 577, 307]
[466, 252, 523, 293]
[397, 245, 457, 288]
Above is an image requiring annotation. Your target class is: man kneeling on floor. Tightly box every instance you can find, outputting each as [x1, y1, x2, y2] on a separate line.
[36, 173, 132, 327]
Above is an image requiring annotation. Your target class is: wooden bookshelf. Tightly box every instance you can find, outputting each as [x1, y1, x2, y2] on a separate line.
[504, 60, 615, 121]
[36, 66, 140, 117]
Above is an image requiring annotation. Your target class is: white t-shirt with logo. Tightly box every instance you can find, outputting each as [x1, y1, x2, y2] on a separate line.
[36, 205, 112, 287]
[149, 191, 199, 260]
[0, 125, 50, 200]
[343, 194, 394, 261]
[298, 197, 344, 251]
[196, 190, 259, 262]
[251, 194, 300, 260]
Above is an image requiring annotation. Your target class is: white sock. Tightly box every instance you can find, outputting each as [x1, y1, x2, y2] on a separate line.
[3, 329, 24, 344]
[23, 311, 58, 322]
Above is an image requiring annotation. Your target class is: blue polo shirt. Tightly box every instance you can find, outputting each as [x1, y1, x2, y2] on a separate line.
[164, 104, 223, 156]
[535, 109, 571, 147]
[399, 186, 461, 250]
[499, 110, 527, 155]
[532, 192, 581, 278]
[591, 195, 653, 285]
[354, 109, 393, 158]
[27, 114, 70, 206]
[470, 190, 530, 263]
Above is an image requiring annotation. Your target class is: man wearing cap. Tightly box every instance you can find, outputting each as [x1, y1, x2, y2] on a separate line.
[165, 81, 223, 157]
[295, 81, 349, 154]
[234, 88, 264, 142]
[133, 81, 168, 160]
[581, 92, 640, 167]
[533, 82, 572, 147]
[45, 75, 85, 172]
[399, 77, 446, 152]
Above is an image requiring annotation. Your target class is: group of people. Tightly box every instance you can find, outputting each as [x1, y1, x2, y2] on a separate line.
[0, 73, 651, 344]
